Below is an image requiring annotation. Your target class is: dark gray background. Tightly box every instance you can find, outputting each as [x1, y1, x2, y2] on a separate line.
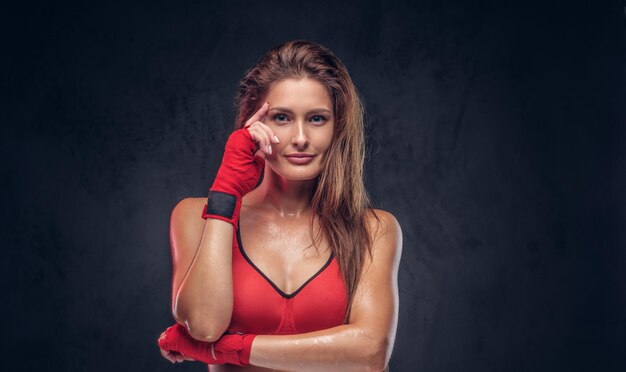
[3, 0, 625, 371]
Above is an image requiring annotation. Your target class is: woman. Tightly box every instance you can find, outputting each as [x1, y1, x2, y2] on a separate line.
[157, 40, 402, 371]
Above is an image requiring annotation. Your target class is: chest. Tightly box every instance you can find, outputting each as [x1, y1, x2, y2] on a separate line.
[237, 216, 332, 295]
[230, 226, 347, 334]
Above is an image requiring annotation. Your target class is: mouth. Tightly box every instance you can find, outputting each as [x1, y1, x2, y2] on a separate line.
[285, 154, 316, 165]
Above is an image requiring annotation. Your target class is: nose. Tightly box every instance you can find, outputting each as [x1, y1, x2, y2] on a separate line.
[290, 120, 309, 149]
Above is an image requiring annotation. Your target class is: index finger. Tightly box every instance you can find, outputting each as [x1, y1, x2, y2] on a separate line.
[244, 101, 269, 128]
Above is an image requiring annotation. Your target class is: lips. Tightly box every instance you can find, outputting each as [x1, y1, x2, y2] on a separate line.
[285, 154, 316, 165]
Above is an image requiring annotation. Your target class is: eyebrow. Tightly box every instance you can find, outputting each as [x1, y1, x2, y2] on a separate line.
[269, 107, 332, 115]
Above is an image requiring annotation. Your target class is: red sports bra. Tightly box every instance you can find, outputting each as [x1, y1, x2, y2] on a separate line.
[227, 222, 348, 335]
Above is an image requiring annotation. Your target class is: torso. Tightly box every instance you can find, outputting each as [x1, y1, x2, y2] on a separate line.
[188, 197, 347, 371]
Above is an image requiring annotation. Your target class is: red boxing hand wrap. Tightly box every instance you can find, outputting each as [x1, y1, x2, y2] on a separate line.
[158, 323, 256, 366]
[214, 332, 257, 366]
[158, 323, 220, 364]
[202, 128, 264, 230]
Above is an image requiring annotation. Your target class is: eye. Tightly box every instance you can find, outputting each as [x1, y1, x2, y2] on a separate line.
[310, 115, 327, 124]
[272, 113, 289, 123]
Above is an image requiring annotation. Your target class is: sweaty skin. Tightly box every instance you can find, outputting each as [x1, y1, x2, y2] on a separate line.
[164, 198, 401, 372]
[160, 79, 402, 371]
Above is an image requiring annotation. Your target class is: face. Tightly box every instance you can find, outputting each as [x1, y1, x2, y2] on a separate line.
[262, 78, 335, 181]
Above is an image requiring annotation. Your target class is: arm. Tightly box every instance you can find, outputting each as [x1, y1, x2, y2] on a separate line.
[249, 210, 403, 372]
[169, 104, 274, 342]
[169, 198, 234, 341]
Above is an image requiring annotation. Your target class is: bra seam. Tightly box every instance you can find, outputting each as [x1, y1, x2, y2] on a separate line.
[236, 218, 335, 299]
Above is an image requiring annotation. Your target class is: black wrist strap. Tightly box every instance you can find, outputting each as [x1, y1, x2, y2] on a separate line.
[206, 190, 237, 219]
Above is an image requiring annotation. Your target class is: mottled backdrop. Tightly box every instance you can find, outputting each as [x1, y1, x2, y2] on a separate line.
[4, 0, 625, 371]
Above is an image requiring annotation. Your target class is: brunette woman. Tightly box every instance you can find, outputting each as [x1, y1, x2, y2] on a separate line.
[158, 40, 402, 372]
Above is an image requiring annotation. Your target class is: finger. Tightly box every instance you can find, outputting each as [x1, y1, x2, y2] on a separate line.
[160, 348, 176, 363]
[245, 125, 262, 144]
[254, 149, 266, 160]
[173, 351, 188, 363]
[165, 349, 183, 362]
[254, 120, 280, 144]
[248, 125, 272, 154]
[246, 124, 264, 145]
[245, 102, 270, 128]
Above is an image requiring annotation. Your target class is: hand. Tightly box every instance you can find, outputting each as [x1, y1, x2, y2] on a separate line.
[158, 329, 196, 364]
[158, 323, 222, 365]
[243, 101, 280, 158]
[202, 102, 279, 229]
[157, 323, 256, 366]
[210, 101, 279, 200]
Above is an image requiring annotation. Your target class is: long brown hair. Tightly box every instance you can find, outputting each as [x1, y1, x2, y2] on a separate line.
[233, 40, 381, 322]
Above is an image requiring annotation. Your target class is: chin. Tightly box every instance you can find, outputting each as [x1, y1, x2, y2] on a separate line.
[277, 170, 321, 181]
[268, 162, 322, 181]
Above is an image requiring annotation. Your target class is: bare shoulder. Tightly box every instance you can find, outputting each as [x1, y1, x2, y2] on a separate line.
[171, 197, 206, 219]
[170, 197, 207, 232]
[365, 208, 403, 264]
[366, 209, 402, 243]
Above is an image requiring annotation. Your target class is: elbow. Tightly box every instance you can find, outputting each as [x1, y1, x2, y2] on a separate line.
[364, 337, 390, 372]
[172, 299, 231, 342]
[175, 317, 229, 343]
[172, 306, 230, 343]
[186, 321, 227, 343]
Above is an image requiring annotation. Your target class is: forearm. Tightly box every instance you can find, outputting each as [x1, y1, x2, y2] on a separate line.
[249, 324, 389, 372]
[174, 218, 234, 340]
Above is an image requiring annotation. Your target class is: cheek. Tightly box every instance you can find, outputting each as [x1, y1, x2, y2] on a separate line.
[270, 127, 290, 146]
[319, 130, 334, 151]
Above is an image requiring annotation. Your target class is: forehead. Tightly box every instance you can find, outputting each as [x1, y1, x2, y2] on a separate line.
[266, 78, 332, 110]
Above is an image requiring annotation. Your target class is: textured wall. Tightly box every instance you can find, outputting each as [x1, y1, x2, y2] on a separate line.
[4, 0, 625, 371]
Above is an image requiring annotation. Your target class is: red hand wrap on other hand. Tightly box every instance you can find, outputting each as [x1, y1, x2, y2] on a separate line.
[202, 128, 264, 230]
[214, 332, 257, 366]
[158, 323, 256, 366]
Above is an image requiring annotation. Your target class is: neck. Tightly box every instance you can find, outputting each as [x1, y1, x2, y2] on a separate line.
[248, 164, 317, 218]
